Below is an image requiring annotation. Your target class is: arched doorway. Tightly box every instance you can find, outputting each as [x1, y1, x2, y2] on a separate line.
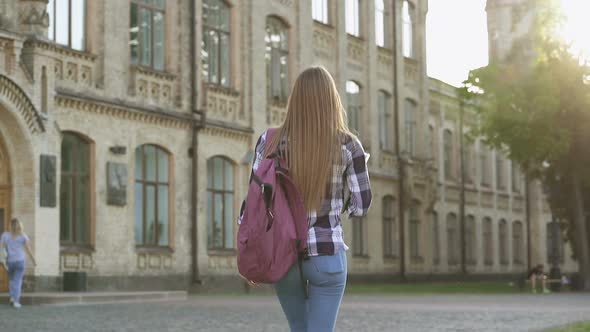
[0, 134, 10, 292]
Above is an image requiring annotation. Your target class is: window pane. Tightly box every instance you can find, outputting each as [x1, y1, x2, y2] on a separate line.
[71, 0, 86, 50]
[144, 145, 157, 182]
[48, 0, 55, 40]
[157, 149, 168, 182]
[207, 191, 213, 247]
[130, 3, 139, 64]
[224, 193, 234, 248]
[77, 137, 89, 174]
[202, 29, 210, 83]
[154, 0, 165, 10]
[209, 30, 219, 84]
[75, 175, 89, 244]
[224, 160, 233, 191]
[146, 185, 156, 244]
[60, 177, 72, 242]
[214, 193, 223, 248]
[135, 183, 143, 244]
[135, 147, 143, 181]
[220, 33, 230, 87]
[55, 0, 69, 46]
[61, 134, 74, 172]
[213, 157, 223, 189]
[153, 11, 165, 70]
[280, 54, 288, 100]
[157, 185, 168, 246]
[140, 7, 152, 67]
[375, 0, 385, 47]
[219, 1, 230, 31]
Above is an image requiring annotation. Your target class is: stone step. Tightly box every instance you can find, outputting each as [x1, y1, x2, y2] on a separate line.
[0, 291, 188, 306]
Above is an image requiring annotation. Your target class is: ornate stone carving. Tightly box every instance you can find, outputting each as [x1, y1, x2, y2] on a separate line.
[205, 85, 246, 127]
[40, 154, 56, 207]
[267, 99, 287, 127]
[137, 252, 172, 270]
[107, 162, 127, 206]
[377, 48, 393, 80]
[312, 23, 336, 59]
[18, 0, 49, 37]
[129, 66, 175, 107]
[347, 36, 365, 65]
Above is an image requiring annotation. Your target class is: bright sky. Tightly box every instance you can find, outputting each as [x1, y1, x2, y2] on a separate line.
[426, 0, 590, 87]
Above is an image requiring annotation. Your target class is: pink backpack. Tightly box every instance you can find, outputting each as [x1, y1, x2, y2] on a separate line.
[237, 128, 308, 285]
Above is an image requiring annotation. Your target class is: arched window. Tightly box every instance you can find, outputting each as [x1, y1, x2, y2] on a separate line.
[266, 17, 289, 102]
[466, 215, 476, 265]
[345, 0, 360, 36]
[405, 99, 417, 156]
[499, 219, 509, 265]
[312, 0, 329, 24]
[207, 156, 235, 249]
[346, 81, 362, 135]
[135, 145, 171, 247]
[130, 0, 166, 70]
[483, 217, 493, 265]
[446, 213, 459, 265]
[443, 130, 453, 179]
[375, 0, 386, 47]
[402, 0, 415, 58]
[409, 201, 421, 260]
[382, 196, 396, 257]
[60, 132, 92, 245]
[202, 0, 231, 87]
[513, 221, 524, 264]
[432, 211, 440, 265]
[378, 90, 392, 151]
[48, 0, 86, 51]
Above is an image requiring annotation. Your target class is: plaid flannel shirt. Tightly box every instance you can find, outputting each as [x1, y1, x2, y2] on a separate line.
[238, 130, 372, 257]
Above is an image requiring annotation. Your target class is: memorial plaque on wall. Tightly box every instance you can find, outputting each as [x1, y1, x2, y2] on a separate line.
[40, 155, 57, 207]
[107, 162, 127, 206]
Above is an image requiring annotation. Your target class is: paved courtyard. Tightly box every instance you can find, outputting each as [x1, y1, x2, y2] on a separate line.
[0, 294, 589, 331]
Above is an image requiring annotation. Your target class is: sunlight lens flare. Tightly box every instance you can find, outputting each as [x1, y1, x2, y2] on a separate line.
[558, 0, 590, 61]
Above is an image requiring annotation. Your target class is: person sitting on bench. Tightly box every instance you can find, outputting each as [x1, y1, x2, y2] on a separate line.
[528, 264, 550, 294]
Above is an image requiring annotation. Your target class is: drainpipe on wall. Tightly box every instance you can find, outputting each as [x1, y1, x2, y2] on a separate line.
[392, 0, 406, 282]
[190, 0, 205, 285]
[525, 174, 531, 272]
[459, 100, 467, 275]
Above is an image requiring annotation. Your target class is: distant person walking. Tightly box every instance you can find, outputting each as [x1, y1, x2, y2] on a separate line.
[0, 218, 37, 308]
[528, 264, 550, 294]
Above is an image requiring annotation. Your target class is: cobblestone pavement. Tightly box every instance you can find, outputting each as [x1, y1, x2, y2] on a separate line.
[1, 294, 589, 332]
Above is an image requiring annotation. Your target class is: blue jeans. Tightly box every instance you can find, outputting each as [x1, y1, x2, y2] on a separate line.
[275, 250, 347, 332]
[7, 260, 25, 303]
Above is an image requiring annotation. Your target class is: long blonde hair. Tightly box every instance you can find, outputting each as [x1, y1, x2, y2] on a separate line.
[10, 218, 24, 235]
[265, 66, 354, 211]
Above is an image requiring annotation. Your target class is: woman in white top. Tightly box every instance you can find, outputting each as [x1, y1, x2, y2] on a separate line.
[0, 218, 36, 308]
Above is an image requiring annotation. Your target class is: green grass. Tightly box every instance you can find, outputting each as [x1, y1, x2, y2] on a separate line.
[549, 322, 590, 332]
[345, 281, 521, 295]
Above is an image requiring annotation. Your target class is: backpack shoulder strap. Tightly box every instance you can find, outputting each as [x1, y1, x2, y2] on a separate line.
[263, 127, 280, 158]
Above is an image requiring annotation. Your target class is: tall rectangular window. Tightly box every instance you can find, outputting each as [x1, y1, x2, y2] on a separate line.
[60, 133, 91, 245]
[466, 215, 476, 265]
[496, 153, 504, 189]
[446, 213, 459, 265]
[352, 217, 368, 257]
[135, 145, 170, 247]
[444, 130, 453, 180]
[375, 0, 385, 47]
[480, 144, 490, 186]
[202, 0, 231, 87]
[130, 0, 166, 71]
[513, 221, 524, 264]
[383, 196, 396, 257]
[484, 218, 493, 265]
[266, 17, 289, 102]
[499, 219, 508, 265]
[346, 81, 361, 136]
[312, 0, 329, 24]
[402, 0, 414, 58]
[345, 0, 360, 36]
[405, 99, 417, 156]
[207, 157, 235, 249]
[378, 91, 392, 151]
[432, 212, 440, 265]
[511, 162, 521, 193]
[48, 0, 86, 51]
[409, 201, 420, 259]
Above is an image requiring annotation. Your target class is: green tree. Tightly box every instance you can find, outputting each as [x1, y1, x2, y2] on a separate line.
[461, 0, 590, 289]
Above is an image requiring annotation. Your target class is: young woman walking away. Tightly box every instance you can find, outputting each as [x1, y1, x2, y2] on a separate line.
[239, 66, 372, 331]
[0, 218, 37, 308]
